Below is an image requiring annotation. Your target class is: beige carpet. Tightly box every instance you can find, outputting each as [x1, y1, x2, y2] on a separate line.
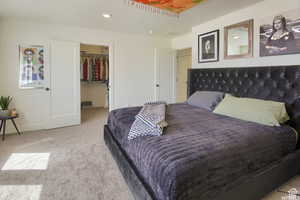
[0, 108, 133, 200]
[0, 108, 299, 200]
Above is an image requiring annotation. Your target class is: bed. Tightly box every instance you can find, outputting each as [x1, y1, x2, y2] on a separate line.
[104, 66, 300, 200]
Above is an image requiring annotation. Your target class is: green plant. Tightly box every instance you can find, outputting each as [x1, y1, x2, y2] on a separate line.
[0, 96, 12, 110]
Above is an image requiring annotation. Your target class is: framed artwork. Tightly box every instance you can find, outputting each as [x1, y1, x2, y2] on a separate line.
[198, 30, 219, 63]
[224, 19, 253, 59]
[19, 45, 45, 89]
[260, 9, 300, 57]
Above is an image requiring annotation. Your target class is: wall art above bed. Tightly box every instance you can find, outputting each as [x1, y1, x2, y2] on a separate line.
[224, 19, 254, 59]
[198, 30, 219, 63]
[260, 9, 300, 57]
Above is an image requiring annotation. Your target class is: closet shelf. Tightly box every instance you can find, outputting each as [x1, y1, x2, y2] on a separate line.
[81, 80, 107, 84]
[80, 52, 108, 57]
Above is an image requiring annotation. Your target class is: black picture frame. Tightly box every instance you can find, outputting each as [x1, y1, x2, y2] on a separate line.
[198, 30, 219, 63]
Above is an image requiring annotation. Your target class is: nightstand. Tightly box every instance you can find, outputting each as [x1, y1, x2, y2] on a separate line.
[0, 115, 21, 141]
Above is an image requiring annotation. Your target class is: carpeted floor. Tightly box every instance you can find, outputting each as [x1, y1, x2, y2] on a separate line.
[0, 108, 299, 200]
[0, 108, 133, 200]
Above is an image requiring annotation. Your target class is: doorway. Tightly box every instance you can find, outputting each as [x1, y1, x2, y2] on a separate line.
[80, 44, 110, 122]
[176, 48, 192, 103]
[154, 48, 176, 104]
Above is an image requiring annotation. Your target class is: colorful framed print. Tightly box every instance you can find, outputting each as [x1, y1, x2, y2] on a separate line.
[19, 45, 45, 89]
[198, 30, 219, 63]
[260, 9, 300, 57]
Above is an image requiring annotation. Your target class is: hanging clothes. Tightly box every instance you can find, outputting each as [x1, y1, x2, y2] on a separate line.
[94, 57, 98, 81]
[80, 57, 83, 80]
[102, 57, 106, 81]
[88, 57, 93, 81]
[92, 57, 96, 81]
[80, 54, 109, 82]
[105, 56, 109, 81]
[96, 58, 101, 81]
[83, 58, 88, 81]
[98, 57, 103, 81]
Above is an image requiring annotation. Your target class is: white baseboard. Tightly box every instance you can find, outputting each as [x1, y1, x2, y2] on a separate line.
[4, 121, 45, 134]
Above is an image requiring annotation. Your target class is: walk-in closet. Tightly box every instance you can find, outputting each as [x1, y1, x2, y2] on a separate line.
[80, 44, 109, 118]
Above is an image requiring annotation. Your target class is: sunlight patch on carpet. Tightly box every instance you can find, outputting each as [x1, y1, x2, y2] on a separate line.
[2, 153, 50, 170]
[0, 185, 42, 200]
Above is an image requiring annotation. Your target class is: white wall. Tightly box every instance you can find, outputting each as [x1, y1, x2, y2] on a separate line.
[81, 83, 107, 108]
[172, 32, 193, 50]
[0, 18, 171, 133]
[172, 0, 300, 68]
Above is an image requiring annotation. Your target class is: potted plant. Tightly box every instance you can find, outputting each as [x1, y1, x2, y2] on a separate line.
[0, 96, 12, 117]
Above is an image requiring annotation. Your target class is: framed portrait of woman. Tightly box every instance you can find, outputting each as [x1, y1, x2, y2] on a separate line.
[260, 9, 300, 57]
[198, 30, 219, 63]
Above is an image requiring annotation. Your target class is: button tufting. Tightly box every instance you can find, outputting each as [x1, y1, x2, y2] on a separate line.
[188, 66, 300, 131]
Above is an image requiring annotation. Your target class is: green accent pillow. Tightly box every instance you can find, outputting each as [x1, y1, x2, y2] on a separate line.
[213, 94, 290, 126]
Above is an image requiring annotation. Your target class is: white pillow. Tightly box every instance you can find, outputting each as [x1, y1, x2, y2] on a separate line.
[213, 94, 290, 126]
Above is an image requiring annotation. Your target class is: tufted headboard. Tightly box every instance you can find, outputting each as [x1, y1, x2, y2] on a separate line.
[187, 66, 300, 132]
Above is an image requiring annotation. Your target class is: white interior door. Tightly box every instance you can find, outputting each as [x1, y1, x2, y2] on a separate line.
[48, 40, 80, 129]
[154, 48, 175, 103]
[12, 44, 51, 132]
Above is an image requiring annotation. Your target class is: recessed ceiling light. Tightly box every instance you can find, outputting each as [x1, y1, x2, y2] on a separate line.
[233, 35, 240, 39]
[102, 13, 112, 19]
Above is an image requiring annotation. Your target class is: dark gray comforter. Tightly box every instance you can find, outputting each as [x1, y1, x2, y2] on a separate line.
[107, 103, 297, 200]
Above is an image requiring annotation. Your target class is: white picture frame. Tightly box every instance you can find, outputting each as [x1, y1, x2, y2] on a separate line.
[19, 45, 45, 89]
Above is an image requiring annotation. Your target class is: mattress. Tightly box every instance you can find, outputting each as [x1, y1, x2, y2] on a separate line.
[107, 103, 297, 200]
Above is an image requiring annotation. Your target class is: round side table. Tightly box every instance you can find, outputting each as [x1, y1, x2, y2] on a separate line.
[0, 115, 21, 141]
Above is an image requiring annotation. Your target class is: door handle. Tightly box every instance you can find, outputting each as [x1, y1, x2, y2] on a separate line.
[156, 84, 160, 87]
[45, 87, 50, 91]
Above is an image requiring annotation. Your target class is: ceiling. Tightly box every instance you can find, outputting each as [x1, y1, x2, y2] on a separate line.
[133, 0, 204, 14]
[0, 0, 264, 37]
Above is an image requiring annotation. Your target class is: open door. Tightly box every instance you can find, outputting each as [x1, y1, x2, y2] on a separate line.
[176, 48, 192, 102]
[48, 40, 80, 129]
[154, 48, 176, 103]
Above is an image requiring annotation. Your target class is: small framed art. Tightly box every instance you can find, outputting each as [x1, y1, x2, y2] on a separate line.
[198, 30, 219, 63]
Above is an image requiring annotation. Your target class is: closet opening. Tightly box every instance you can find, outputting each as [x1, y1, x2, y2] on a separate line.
[80, 44, 109, 123]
